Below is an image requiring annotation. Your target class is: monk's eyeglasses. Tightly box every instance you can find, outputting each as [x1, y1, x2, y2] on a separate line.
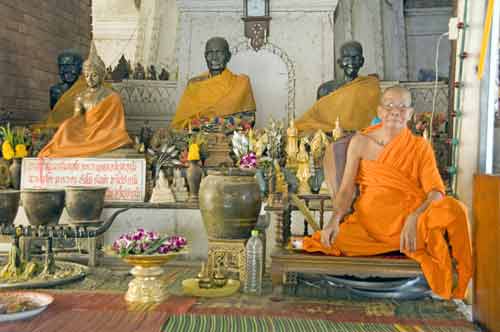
[381, 103, 412, 111]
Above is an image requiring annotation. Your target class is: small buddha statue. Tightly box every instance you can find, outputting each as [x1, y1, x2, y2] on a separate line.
[274, 159, 287, 194]
[172, 168, 189, 202]
[332, 116, 344, 141]
[286, 118, 299, 168]
[39, 42, 132, 157]
[159, 68, 170, 80]
[296, 140, 311, 194]
[147, 65, 157, 80]
[111, 55, 130, 81]
[150, 170, 175, 203]
[132, 62, 146, 80]
[310, 129, 328, 166]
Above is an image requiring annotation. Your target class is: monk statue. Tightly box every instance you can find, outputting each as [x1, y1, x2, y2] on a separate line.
[295, 41, 380, 133]
[39, 42, 132, 157]
[304, 86, 472, 300]
[170, 37, 256, 130]
[45, 50, 86, 128]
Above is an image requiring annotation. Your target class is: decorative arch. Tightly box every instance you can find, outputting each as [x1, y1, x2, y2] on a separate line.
[231, 40, 296, 122]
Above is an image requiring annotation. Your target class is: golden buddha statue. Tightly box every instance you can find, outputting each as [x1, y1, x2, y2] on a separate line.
[296, 139, 311, 194]
[286, 118, 299, 168]
[310, 129, 328, 166]
[332, 116, 344, 141]
[39, 42, 132, 157]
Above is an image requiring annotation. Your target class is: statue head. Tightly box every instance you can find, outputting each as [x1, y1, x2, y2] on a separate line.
[57, 50, 83, 85]
[82, 42, 107, 88]
[377, 86, 414, 131]
[204, 37, 231, 76]
[337, 41, 364, 80]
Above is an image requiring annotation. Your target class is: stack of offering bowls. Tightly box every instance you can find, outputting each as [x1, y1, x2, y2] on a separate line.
[64, 186, 107, 223]
[21, 189, 65, 226]
[0, 190, 20, 226]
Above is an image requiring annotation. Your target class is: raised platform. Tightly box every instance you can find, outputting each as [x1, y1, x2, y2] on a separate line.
[271, 248, 421, 286]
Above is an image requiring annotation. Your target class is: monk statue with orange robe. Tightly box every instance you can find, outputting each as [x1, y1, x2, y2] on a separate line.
[39, 42, 132, 157]
[170, 37, 256, 130]
[304, 86, 472, 300]
[295, 41, 380, 133]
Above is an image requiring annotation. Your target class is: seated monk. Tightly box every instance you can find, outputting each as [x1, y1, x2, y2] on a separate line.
[39, 42, 132, 157]
[170, 37, 256, 130]
[295, 41, 380, 133]
[303, 86, 472, 300]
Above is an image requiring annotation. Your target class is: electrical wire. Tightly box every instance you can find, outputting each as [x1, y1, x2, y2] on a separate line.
[429, 32, 449, 146]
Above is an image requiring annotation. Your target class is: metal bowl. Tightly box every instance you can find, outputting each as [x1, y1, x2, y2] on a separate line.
[0, 190, 20, 226]
[21, 189, 65, 226]
[64, 186, 107, 222]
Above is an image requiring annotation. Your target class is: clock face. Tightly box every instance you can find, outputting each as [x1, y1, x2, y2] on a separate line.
[247, 0, 266, 17]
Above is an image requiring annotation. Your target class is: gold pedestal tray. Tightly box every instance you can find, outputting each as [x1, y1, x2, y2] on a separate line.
[122, 252, 184, 303]
[182, 278, 240, 298]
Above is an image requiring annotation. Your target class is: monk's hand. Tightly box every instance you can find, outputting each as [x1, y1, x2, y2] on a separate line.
[400, 213, 418, 253]
[320, 219, 339, 248]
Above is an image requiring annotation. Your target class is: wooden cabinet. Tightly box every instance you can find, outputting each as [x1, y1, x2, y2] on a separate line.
[473, 175, 500, 332]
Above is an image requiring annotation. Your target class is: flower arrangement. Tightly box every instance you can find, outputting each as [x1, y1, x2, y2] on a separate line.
[112, 228, 187, 257]
[0, 124, 30, 160]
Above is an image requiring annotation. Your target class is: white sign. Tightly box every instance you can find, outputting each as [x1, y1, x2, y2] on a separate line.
[21, 158, 146, 202]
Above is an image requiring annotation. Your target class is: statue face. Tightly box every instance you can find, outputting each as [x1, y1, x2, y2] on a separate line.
[204, 38, 231, 76]
[338, 44, 364, 80]
[58, 54, 82, 85]
[83, 66, 104, 89]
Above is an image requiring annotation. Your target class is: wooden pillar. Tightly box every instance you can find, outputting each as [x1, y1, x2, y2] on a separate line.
[473, 174, 500, 332]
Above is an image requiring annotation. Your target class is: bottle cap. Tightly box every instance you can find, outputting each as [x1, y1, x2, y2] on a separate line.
[251, 229, 259, 237]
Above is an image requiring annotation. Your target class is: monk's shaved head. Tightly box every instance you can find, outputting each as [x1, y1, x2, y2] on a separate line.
[381, 86, 412, 106]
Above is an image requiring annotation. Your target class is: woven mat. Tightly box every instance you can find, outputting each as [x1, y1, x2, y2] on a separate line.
[0, 291, 196, 332]
[162, 314, 480, 332]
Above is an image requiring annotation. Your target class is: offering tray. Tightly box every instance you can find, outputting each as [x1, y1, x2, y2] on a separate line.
[0, 261, 87, 289]
[182, 278, 240, 298]
[0, 291, 54, 322]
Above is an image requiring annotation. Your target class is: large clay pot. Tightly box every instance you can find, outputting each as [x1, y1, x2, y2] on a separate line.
[64, 186, 107, 222]
[21, 189, 65, 226]
[0, 190, 20, 226]
[199, 169, 261, 239]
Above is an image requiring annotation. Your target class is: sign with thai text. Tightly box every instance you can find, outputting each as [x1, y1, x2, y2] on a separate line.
[21, 158, 146, 202]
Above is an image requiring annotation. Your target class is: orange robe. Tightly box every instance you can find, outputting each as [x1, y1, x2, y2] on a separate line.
[303, 126, 472, 300]
[38, 93, 132, 157]
[295, 76, 380, 133]
[170, 69, 256, 129]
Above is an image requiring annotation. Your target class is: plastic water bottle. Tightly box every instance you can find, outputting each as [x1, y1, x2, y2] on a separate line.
[244, 229, 263, 295]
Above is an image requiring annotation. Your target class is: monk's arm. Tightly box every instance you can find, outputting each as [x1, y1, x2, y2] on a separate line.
[328, 135, 362, 225]
[410, 190, 443, 217]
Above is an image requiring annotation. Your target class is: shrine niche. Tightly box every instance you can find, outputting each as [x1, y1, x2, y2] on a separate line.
[230, 41, 295, 128]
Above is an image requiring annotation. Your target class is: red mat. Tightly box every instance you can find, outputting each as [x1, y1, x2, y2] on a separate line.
[0, 291, 196, 332]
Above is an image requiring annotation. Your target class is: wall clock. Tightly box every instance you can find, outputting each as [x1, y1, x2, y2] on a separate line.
[242, 0, 271, 51]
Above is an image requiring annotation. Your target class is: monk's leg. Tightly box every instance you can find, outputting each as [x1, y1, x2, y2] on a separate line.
[303, 219, 396, 256]
[409, 197, 472, 299]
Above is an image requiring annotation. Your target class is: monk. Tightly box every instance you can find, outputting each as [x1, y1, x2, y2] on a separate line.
[295, 41, 380, 132]
[39, 42, 132, 157]
[303, 86, 472, 300]
[170, 37, 256, 129]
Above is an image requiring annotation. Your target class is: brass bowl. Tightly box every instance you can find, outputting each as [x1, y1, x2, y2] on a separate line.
[0, 190, 20, 226]
[64, 186, 107, 222]
[21, 189, 65, 226]
[122, 251, 185, 268]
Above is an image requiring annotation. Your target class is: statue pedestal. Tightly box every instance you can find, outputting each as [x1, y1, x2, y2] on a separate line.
[207, 238, 247, 284]
[204, 133, 233, 168]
